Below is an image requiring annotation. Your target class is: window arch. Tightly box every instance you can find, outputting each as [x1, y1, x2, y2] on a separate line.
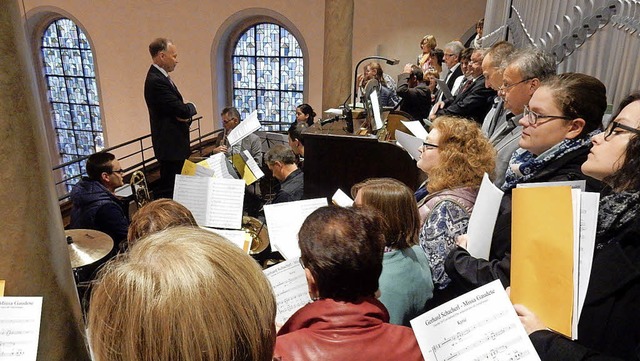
[232, 23, 304, 131]
[40, 18, 103, 192]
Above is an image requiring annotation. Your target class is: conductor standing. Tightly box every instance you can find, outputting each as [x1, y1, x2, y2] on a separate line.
[144, 38, 197, 198]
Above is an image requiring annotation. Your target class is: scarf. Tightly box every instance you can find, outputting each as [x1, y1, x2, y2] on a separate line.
[501, 134, 594, 190]
[596, 190, 640, 249]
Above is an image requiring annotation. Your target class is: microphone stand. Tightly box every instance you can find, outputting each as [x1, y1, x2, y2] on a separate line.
[352, 56, 400, 109]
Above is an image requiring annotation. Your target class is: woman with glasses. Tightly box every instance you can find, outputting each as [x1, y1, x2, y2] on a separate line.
[274, 206, 423, 361]
[445, 73, 606, 294]
[515, 91, 640, 361]
[351, 178, 433, 326]
[415, 116, 495, 308]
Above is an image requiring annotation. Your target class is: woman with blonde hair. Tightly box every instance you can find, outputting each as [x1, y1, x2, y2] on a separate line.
[417, 34, 437, 74]
[416, 115, 495, 307]
[88, 227, 277, 361]
[351, 178, 433, 326]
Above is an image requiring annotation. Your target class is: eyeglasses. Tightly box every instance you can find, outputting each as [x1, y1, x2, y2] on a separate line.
[499, 78, 533, 91]
[444, 53, 455, 58]
[109, 169, 124, 174]
[422, 142, 439, 150]
[603, 121, 640, 141]
[523, 105, 572, 126]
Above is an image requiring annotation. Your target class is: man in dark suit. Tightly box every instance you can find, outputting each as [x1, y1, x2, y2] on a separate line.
[396, 64, 431, 121]
[144, 38, 197, 198]
[432, 48, 496, 124]
[434, 41, 464, 103]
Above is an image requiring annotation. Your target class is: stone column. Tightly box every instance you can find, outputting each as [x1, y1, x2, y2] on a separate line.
[322, 0, 354, 111]
[0, 1, 91, 360]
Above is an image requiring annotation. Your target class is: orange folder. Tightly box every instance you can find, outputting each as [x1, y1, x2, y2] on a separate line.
[510, 186, 574, 337]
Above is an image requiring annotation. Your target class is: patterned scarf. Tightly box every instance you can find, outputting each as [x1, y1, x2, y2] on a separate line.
[596, 191, 640, 249]
[501, 134, 595, 191]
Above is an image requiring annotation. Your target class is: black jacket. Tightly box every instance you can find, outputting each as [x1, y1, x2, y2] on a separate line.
[396, 73, 431, 121]
[530, 213, 640, 360]
[437, 74, 496, 124]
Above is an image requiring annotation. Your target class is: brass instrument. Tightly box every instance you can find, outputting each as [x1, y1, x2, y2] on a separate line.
[242, 216, 270, 255]
[130, 170, 151, 208]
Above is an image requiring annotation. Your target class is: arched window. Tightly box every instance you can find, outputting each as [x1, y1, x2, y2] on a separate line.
[232, 23, 304, 131]
[40, 18, 103, 192]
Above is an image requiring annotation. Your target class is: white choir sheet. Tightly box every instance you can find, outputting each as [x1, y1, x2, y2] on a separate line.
[395, 130, 423, 161]
[228, 110, 260, 146]
[411, 280, 540, 361]
[202, 153, 235, 179]
[242, 150, 265, 180]
[200, 227, 248, 252]
[369, 89, 384, 131]
[401, 120, 429, 140]
[466, 173, 504, 260]
[264, 198, 328, 259]
[264, 257, 312, 325]
[0, 297, 43, 361]
[331, 189, 353, 207]
[173, 175, 245, 229]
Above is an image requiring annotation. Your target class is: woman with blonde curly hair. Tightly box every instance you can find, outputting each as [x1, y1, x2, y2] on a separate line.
[88, 227, 277, 361]
[416, 115, 495, 308]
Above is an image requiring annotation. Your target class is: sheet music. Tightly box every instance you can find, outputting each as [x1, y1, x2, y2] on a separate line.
[401, 120, 429, 139]
[436, 79, 454, 101]
[174, 176, 245, 229]
[0, 297, 43, 361]
[228, 110, 261, 146]
[208, 178, 245, 229]
[332, 189, 353, 207]
[517, 180, 586, 191]
[173, 175, 211, 226]
[369, 89, 384, 131]
[202, 153, 235, 179]
[466, 173, 504, 260]
[571, 189, 581, 338]
[201, 227, 249, 252]
[264, 198, 328, 259]
[264, 257, 312, 325]
[411, 280, 540, 361]
[243, 150, 265, 180]
[395, 130, 423, 161]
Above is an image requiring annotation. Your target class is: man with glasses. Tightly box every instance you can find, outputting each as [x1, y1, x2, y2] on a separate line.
[490, 48, 556, 186]
[434, 41, 464, 103]
[479, 41, 515, 137]
[432, 48, 496, 124]
[69, 152, 129, 248]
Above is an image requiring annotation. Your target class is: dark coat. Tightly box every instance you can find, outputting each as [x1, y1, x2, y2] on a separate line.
[272, 168, 304, 204]
[396, 73, 431, 121]
[444, 146, 604, 291]
[69, 178, 129, 245]
[530, 214, 640, 360]
[144, 65, 197, 161]
[437, 74, 496, 124]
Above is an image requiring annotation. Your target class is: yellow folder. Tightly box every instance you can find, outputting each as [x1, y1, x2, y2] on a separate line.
[510, 186, 574, 337]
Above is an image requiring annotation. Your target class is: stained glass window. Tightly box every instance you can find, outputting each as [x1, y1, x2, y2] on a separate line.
[41, 18, 104, 192]
[232, 23, 304, 131]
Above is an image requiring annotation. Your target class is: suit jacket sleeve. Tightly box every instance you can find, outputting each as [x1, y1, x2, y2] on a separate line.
[439, 81, 495, 117]
[147, 75, 197, 119]
[396, 73, 431, 103]
[529, 330, 635, 361]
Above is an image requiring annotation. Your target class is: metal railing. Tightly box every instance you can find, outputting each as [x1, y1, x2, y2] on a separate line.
[52, 116, 221, 201]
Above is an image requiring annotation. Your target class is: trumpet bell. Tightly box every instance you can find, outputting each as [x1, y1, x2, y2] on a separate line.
[242, 216, 270, 254]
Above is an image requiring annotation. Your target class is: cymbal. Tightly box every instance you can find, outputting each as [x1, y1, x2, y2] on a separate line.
[65, 229, 114, 268]
[242, 216, 270, 255]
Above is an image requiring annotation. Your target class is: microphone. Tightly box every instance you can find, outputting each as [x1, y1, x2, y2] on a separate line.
[320, 116, 341, 126]
[386, 58, 400, 65]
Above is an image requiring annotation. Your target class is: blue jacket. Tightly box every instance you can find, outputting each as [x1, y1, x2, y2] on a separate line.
[69, 178, 129, 245]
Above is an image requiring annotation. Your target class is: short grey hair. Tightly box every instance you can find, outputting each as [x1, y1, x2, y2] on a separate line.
[221, 107, 241, 121]
[444, 41, 464, 57]
[264, 144, 296, 165]
[506, 47, 557, 81]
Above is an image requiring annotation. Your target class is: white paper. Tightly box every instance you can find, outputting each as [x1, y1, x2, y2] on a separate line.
[576, 192, 599, 330]
[173, 175, 245, 229]
[203, 153, 235, 179]
[332, 189, 354, 207]
[466, 173, 504, 260]
[395, 130, 423, 161]
[242, 150, 265, 180]
[228, 110, 261, 146]
[411, 280, 540, 361]
[571, 189, 582, 339]
[324, 108, 344, 116]
[264, 257, 312, 325]
[200, 227, 248, 252]
[0, 297, 43, 361]
[369, 89, 384, 131]
[436, 79, 454, 101]
[401, 120, 429, 140]
[517, 180, 586, 192]
[264, 198, 328, 259]
[194, 163, 215, 177]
